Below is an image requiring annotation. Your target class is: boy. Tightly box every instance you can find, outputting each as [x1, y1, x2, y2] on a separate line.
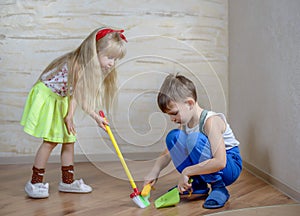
[144, 74, 242, 209]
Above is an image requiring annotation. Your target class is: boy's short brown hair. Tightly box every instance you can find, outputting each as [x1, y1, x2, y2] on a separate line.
[157, 73, 197, 113]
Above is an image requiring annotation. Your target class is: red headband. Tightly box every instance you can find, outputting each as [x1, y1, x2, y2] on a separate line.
[96, 28, 127, 42]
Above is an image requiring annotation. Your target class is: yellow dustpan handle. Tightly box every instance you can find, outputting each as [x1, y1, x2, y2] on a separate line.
[99, 111, 137, 190]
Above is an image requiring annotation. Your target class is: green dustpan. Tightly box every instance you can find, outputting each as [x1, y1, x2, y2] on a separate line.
[154, 187, 180, 208]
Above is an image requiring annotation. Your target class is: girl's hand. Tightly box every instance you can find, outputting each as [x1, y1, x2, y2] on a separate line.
[64, 115, 76, 135]
[177, 174, 192, 194]
[94, 114, 109, 131]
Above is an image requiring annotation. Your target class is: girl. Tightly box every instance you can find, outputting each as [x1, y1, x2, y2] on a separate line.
[21, 27, 127, 198]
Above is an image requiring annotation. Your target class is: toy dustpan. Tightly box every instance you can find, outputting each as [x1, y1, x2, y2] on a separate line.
[154, 187, 180, 208]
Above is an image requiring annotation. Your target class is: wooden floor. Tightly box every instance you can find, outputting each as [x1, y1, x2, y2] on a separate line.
[0, 162, 298, 216]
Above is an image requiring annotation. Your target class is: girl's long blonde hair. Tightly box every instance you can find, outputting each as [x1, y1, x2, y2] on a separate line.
[39, 27, 126, 114]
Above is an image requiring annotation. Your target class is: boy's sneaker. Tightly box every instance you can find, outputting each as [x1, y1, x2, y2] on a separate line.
[25, 181, 49, 198]
[58, 179, 92, 193]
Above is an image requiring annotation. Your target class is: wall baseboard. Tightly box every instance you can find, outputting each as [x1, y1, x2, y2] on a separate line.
[0, 152, 162, 165]
[243, 161, 300, 202]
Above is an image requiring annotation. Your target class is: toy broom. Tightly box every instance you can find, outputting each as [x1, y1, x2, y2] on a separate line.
[99, 111, 150, 208]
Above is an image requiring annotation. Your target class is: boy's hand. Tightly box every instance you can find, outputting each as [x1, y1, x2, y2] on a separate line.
[143, 169, 159, 187]
[177, 174, 192, 194]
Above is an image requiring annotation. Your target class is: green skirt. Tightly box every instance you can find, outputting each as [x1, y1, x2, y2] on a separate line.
[20, 81, 76, 143]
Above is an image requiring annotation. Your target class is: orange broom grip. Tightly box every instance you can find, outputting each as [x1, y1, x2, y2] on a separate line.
[99, 111, 137, 190]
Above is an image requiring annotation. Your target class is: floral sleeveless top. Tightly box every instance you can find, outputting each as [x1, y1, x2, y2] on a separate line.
[40, 63, 71, 97]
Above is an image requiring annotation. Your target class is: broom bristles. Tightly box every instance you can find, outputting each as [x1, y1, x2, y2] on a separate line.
[132, 195, 150, 208]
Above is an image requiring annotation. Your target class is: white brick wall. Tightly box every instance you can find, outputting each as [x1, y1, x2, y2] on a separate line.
[0, 0, 228, 162]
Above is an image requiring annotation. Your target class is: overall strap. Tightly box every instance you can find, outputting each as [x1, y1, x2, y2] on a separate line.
[199, 110, 208, 134]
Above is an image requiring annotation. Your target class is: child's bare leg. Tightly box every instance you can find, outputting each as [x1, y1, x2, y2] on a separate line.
[25, 141, 56, 198]
[61, 143, 74, 166]
[58, 142, 92, 193]
[34, 141, 58, 168]
[31, 141, 57, 184]
[61, 143, 74, 184]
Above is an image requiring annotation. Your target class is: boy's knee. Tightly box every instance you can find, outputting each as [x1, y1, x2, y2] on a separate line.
[166, 129, 180, 139]
[166, 129, 183, 150]
[186, 132, 208, 150]
[186, 132, 212, 162]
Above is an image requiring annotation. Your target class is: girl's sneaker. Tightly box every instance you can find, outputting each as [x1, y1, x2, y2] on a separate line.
[25, 181, 49, 198]
[58, 179, 92, 193]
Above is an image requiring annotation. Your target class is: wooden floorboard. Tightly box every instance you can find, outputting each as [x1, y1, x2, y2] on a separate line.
[0, 162, 298, 216]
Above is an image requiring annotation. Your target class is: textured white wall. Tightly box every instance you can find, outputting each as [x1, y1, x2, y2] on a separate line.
[229, 0, 300, 200]
[0, 0, 228, 163]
